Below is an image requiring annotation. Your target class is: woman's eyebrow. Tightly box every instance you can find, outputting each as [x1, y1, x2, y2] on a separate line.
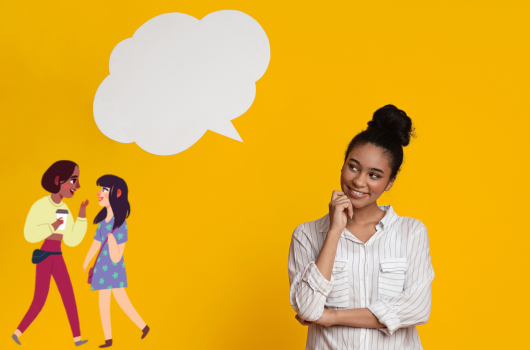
[70, 175, 78, 179]
[349, 158, 385, 174]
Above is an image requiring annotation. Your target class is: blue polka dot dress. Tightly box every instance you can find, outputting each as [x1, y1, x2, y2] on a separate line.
[90, 217, 128, 291]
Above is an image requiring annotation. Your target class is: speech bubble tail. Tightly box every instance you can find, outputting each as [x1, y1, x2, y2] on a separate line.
[208, 120, 243, 142]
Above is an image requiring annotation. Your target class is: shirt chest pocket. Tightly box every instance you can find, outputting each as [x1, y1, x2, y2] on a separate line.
[325, 258, 350, 309]
[378, 258, 407, 298]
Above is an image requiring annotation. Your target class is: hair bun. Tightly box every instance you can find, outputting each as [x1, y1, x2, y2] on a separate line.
[367, 104, 415, 146]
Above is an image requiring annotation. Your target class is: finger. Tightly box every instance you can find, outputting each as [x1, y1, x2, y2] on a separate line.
[347, 200, 354, 219]
[332, 196, 351, 204]
[332, 198, 353, 210]
[331, 190, 345, 201]
[335, 200, 354, 219]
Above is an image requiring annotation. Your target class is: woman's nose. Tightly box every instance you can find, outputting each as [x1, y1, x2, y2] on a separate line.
[352, 175, 365, 188]
[76, 180, 81, 189]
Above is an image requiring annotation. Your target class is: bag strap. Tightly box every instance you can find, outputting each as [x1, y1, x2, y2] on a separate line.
[91, 227, 117, 270]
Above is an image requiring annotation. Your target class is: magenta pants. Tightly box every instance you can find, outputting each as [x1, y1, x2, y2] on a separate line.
[17, 239, 81, 337]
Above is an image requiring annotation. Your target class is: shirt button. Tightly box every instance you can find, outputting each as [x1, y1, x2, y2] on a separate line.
[362, 297, 365, 300]
[361, 277, 364, 281]
[361, 259, 365, 263]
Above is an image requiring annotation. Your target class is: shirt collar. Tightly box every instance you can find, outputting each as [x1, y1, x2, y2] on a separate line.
[319, 204, 399, 233]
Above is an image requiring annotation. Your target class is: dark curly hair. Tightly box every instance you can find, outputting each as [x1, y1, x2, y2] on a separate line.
[344, 105, 415, 179]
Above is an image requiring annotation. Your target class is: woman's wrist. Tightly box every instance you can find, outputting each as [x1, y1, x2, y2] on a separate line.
[327, 226, 343, 238]
[318, 309, 338, 327]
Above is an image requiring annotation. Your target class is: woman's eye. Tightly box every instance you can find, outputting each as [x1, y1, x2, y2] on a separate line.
[102, 188, 108, 192]
[349, 165, 358, 171]
[370, 174, 380, 179]
[70, 179, 76, 184]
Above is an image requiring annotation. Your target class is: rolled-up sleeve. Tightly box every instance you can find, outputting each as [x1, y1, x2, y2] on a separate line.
[288, 224, 333, 321]
[367, 224, 434, 335]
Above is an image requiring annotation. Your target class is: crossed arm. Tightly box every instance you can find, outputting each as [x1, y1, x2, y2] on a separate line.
[289, 223, 384, 329]
[289, 223, 433, 334]
[296, 308, 384, 328]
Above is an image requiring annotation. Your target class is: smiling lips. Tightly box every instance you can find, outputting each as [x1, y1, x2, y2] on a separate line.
[349, 187, 368, 199]
[70, 189, 75, 195]
[98, 197, 104, 202]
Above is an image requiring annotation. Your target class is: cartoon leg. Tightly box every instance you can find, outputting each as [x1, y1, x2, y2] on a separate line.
[99, 289, 112, 340]
[52, 256, 81, 340]
[112, 288, 146, 330]
[16, 257, 53, 335]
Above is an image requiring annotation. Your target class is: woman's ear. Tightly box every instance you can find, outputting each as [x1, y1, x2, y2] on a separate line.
[117, 189, 122, 198]
[54, 176, 60, 186]
[385, 177, 395, 191]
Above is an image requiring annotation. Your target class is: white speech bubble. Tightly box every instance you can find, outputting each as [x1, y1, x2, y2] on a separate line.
[93, 10, 270, 155]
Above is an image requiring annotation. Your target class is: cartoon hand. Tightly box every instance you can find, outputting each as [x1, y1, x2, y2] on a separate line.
[78, 200, 89, 219]
[51, 218, 64, 231]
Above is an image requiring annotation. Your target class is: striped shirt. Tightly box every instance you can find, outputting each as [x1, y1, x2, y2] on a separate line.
[288, 205, 434, 350]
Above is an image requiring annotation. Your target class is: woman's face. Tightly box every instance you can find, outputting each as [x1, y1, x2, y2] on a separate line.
[340, 143, 395, 209]
[97, 187, 111, 207]
[58, 166, 80, 198]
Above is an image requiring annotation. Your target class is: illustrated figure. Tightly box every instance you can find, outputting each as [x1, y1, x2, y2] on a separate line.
[288, 105, 434, 349]
[82, 175, 150, 348]
[12, 160, 89, 346]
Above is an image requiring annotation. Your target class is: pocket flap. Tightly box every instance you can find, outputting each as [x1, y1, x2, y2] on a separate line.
[380, 258, 407, 272]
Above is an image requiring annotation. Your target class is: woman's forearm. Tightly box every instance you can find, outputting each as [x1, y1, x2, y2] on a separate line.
[329, 308, 385, 328]
[314, 228, 342, 281]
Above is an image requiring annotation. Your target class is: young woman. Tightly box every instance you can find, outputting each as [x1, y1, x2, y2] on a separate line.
[82, 175, 149, 348]
[288, 105, 434, 349]
[13, 160, 89, 346]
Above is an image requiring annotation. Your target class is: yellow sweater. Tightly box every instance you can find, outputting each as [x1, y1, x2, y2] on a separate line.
[24, 196, 88, 247]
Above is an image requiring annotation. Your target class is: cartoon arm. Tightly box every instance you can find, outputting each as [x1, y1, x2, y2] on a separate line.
[108, 237, 126, 264]
[107, 221, 128, 263]
[63, 200, 89, 247]
[24, 200, 61, 243]
[83, 240, 102, 272]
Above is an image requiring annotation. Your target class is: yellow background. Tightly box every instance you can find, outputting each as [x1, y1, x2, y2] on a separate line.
[1, 0, 529, 349]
